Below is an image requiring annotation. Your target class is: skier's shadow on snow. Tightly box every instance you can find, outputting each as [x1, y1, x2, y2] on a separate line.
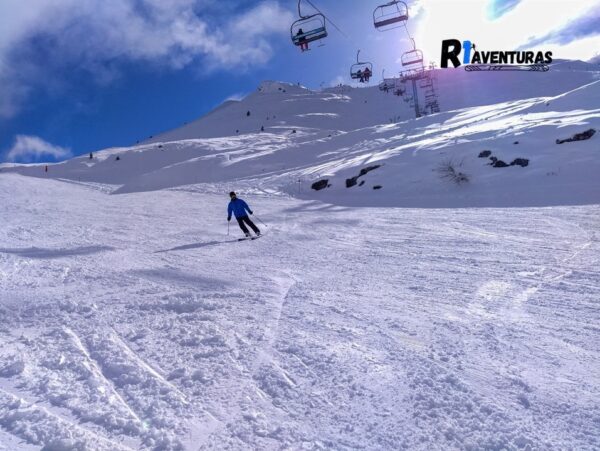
[0, 245, 115, 259]
[155, 240, 238, 253]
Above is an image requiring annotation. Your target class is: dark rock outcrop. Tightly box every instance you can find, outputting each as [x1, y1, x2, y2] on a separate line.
[345, 165, 382, 188]
[346, 176, 359, 188]
[510, 158, 529, 167]
[478, 150, 492, 158]
[556, 128, 596, 144]
[359, 165, 381, 176]
[492, 160, 509, 168]
[311, 179, 329, 191]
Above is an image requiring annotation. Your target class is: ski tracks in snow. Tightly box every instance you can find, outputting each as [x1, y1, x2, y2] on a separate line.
[253, 271, 297, 369]
[1, 177, 599, 449]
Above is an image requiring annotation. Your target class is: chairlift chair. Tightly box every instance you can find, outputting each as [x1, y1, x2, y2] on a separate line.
[394, 86, 406, 97]
[380, 78, 397, 92]
[401, 48, 424, 67]
[373, 1, 409, 31]
[350, 50, 374, 83]
[380, 74, 400, 92]
[291, 0, 328, 47]
[380, 79, 397, 92]
[379, 69, 390, 91]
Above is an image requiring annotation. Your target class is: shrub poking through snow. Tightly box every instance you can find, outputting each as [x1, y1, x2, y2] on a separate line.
[373, 185, 382, 190]
[437, 160, 470, 184]
[556, 128, 596, 144]
[478, 150, 492, 158]
[493, 160, 509, 168]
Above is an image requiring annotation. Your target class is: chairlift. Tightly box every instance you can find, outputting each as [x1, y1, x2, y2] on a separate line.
[401, 48, 424, 67]
[291, 0, 328, 48]
[350, 50, 373, 83]
[380, 79, 395, 92]
[379, 70, 397, 92]
[373, 1, 409, 31]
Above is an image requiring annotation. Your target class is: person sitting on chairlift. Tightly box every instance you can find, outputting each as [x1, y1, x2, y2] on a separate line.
[357, 69, 364, 83]
[297, 29, 308, 52]
[363, 67, 372, 82]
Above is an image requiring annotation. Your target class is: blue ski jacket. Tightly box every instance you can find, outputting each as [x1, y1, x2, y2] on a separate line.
[228, 198, 253, 220]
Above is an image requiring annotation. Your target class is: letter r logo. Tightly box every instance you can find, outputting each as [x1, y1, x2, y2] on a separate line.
[441, 39, 462, 68]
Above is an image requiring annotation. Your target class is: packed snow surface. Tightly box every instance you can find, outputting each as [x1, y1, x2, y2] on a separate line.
[1, 62, 599, 449]
[1, 175, 599, 450]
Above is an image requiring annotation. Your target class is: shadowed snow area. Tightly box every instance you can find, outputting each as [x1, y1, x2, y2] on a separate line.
[0, 62, 599, 449]
[0, 245, 114, 259]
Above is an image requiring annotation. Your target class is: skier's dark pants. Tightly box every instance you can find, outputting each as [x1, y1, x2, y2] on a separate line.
[236, 216, 260, 235]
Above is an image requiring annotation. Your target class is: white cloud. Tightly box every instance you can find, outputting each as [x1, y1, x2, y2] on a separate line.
[0, 0, 293, 118]
[543, 33, 600, 62]
[6, 135, 72, 162]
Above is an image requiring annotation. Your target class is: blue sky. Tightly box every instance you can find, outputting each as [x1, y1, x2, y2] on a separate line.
[1, 0, 598, 163]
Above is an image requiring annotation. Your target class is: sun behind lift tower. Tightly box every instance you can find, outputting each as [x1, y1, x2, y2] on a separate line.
[399, 49, 440, 117]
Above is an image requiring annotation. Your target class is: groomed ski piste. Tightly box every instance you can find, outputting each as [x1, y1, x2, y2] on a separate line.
[1, 61, 599, 450]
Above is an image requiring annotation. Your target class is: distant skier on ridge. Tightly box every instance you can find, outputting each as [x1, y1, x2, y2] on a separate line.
[227, 192, 261, 238]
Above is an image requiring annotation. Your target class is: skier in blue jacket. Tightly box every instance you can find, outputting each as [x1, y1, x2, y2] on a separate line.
[228, 191, 261, 237]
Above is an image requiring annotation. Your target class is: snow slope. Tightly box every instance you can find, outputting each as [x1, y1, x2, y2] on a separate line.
[1, 175, 599, 450]
[1, 61, 600, 450]
[2, 62, 599, 207]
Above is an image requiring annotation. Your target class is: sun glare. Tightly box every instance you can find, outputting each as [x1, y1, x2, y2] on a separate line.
[411, 0, 600, 64]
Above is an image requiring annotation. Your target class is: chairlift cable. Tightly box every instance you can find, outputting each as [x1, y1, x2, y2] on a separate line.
[304, 0, 371, 79]
[402, 21, 416, 50]
[305, 0, 352, 42]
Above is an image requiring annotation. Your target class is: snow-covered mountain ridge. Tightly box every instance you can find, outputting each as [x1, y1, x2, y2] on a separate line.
[3, 61, 599, 207]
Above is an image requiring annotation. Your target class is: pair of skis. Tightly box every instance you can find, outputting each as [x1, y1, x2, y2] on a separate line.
[237, 234, 263, 242]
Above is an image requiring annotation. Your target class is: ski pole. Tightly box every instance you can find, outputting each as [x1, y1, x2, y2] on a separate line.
[227, 221, 230, 235]
[253, 215, 268, 227]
